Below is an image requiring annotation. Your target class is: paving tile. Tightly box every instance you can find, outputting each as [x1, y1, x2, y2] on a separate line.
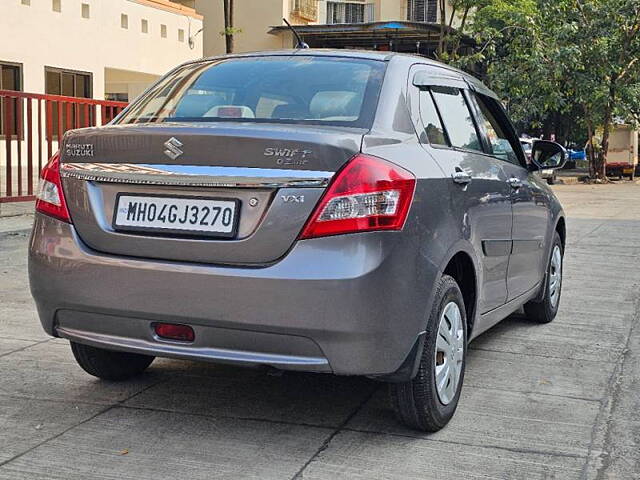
[300, 430, 584, 480]
[0, 304, 51, 342]
[470, 314, 627, 363]
[0, 407, 329, 480]
[463, 348, 613, 401]
[126, 362, 377, 428]
[0, 394, 105, 464]
[347, 387, 601, 463]
[0, 338, 38, 357]
[584, 305, 640, 479]
[0, 341, 160, 405]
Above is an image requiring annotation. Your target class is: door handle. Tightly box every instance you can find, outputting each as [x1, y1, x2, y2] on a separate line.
[452, 171, 472, 185]
[507, 177, 523, 189]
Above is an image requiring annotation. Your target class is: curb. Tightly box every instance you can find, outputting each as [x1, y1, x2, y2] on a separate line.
[556, 176, 581, 185]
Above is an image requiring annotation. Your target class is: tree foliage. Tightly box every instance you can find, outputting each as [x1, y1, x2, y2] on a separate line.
[441, 0, 640, 177]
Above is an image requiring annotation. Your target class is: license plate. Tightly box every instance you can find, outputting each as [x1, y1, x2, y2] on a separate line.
[623, 168, 634, 174]
[113, 194, 239, 238]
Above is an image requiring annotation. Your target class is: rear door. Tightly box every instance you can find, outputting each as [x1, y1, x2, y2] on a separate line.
[468, 92, 551, 300]
[408, 66, 513, 313]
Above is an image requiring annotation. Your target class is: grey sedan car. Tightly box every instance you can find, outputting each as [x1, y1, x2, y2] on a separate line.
[29, 51, 566, 432]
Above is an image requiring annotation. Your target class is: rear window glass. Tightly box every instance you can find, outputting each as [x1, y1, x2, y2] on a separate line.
[117, 56, 386, 128]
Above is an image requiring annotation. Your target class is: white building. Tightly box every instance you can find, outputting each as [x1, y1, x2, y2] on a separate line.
[0, 0, 204, 201]
[1, 0, 203, 102]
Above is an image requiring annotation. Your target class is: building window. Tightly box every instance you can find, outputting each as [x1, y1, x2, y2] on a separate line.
[45, 67, 92, 99]
[160, 24, 167, 38]
[178, 28, 185, 42]
[0, 62, 23, 137]
[326, 2, 372, 24]
[121, 13, 128, 29]
[81, 3, 90, 19]
[52, 0, 61, 12]
[407, 0, 437, 22]
[105, 92, 128, 102]
[45, 67, 93, 136]
[141, 19, 148, 33]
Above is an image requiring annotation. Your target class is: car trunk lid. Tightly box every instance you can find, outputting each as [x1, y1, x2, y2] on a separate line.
[60, 123, 364, 265]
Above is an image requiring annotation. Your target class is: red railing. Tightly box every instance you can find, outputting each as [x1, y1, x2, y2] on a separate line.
[0, 90, 128, 203]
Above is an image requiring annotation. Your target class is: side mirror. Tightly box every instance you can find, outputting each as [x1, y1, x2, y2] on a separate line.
[530, 140, 566, 170]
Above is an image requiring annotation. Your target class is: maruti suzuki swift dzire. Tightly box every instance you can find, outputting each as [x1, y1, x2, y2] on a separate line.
[29, 51, 566, 431]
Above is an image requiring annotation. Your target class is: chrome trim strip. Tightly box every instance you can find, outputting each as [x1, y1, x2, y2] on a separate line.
[56, 326, 330, 368]
[60, 163, 333, 188]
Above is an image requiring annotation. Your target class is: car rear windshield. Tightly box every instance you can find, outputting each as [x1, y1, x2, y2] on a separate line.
[116, 56, 386, 129]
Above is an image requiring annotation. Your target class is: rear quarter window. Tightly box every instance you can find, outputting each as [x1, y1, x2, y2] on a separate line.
[430, 87, 483, 152]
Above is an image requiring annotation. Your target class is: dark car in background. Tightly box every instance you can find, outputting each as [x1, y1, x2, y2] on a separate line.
[30, 51, 567, 432]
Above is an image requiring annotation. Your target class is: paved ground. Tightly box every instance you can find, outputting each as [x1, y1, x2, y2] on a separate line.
[1, 183, 639, 479]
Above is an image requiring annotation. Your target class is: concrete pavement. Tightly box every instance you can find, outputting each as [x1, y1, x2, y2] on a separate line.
[0, 184, 639, 479]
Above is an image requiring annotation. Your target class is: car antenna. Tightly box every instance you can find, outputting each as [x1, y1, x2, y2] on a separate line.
[283, 18, 309, 49]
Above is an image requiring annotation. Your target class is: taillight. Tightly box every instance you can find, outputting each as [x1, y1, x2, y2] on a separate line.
[300, 154, 416, 239]
[35, 152, 71, 223]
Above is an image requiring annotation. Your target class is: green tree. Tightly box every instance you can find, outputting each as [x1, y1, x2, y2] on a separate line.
[446, 0, 640, 178]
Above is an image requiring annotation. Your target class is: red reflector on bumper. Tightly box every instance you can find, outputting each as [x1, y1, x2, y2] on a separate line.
[153, 323, 195, 342]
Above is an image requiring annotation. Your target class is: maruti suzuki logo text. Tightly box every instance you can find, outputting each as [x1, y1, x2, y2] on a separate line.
[164, 137, 183, 160]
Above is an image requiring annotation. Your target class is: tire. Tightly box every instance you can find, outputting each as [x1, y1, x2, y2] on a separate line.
[389, 274, 467, 432]
[70, 342, 154, 380]
[524, 231, 563, 324]
[547, 175, 555, 185]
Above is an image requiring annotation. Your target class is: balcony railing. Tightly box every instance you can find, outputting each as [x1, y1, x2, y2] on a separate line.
[0, 89, 127, 202]
[291, 0, 318, 21]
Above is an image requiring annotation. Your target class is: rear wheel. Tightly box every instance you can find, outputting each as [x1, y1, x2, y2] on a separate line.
[389, 275, 466, 432]
[70, 342, 154, 380]
[524, 231, 563, 323]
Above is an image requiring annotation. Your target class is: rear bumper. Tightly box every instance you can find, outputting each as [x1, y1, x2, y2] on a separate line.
[29, 213, 438, 377]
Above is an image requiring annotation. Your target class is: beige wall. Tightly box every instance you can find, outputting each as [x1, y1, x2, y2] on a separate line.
[197, 0, 460, 57]
[196, 0, 301, 57]
[377, 0, 403, 21]
[1, 0, 203, 100]
[104, 68, 162, 101]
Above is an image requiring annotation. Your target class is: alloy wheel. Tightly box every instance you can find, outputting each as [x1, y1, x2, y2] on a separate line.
[549, 245, 562, 308]
[434, 302, 464, 405]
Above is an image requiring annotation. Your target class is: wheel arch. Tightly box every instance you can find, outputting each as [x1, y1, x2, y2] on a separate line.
[372, 242, 479, 383]
[441, 249, 478, 338]
[555, 216, 566, 250]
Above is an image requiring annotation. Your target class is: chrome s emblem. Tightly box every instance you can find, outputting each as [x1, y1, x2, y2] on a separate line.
[163, 137, 183, 160]
[281, 194, 305, 203]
